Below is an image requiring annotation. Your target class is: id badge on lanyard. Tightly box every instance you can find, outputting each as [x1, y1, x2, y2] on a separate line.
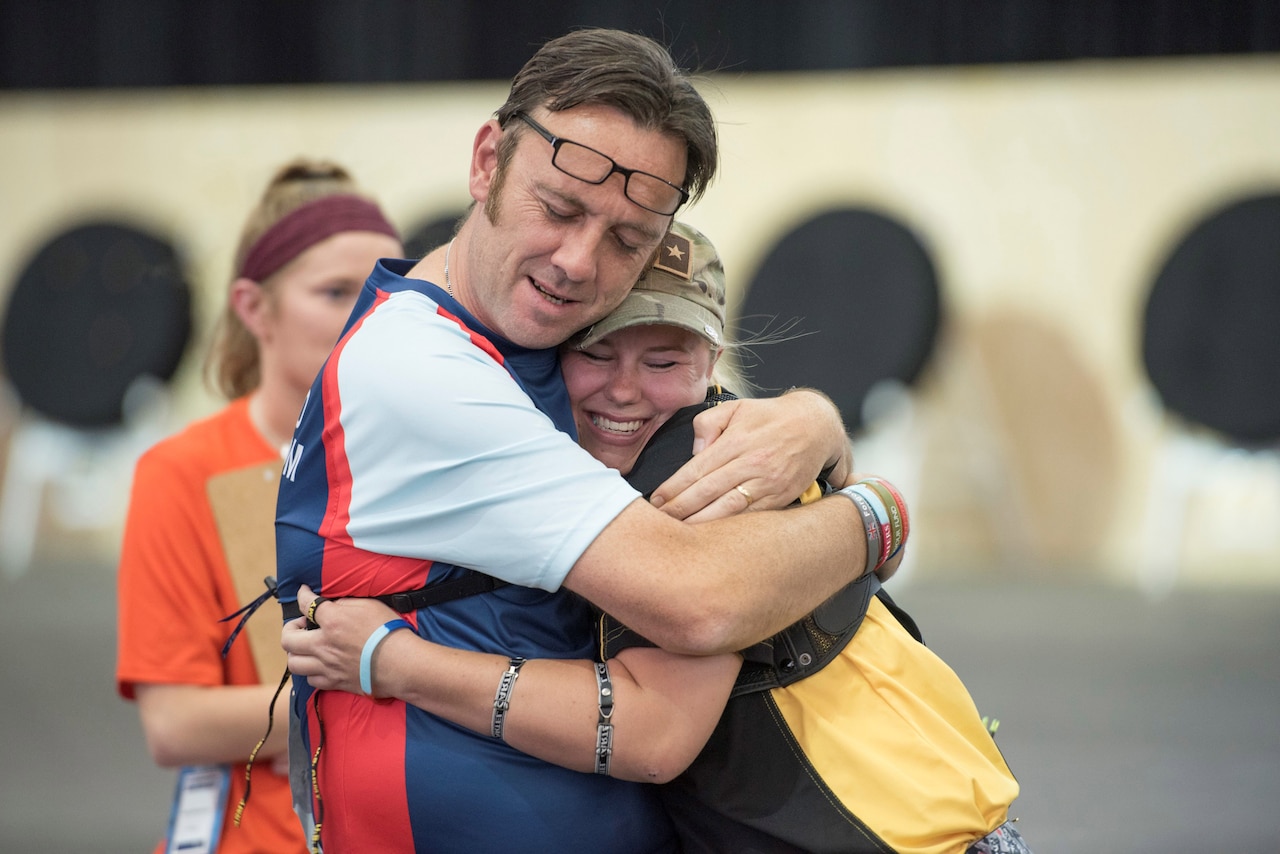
[165, 764, 231, 854]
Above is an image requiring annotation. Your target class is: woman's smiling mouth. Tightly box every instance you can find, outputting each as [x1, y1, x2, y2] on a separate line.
[591, 414, 645, 435]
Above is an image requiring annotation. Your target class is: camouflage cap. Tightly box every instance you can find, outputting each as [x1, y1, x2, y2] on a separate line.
[575, 221, 726, 348]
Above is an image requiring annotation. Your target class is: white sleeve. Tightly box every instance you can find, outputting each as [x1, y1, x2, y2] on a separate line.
[333, 294, 639, 591]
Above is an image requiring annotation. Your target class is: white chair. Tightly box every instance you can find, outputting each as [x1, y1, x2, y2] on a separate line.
[0, 376, 175, 578]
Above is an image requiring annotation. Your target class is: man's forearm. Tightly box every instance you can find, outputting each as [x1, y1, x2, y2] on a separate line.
[693, 496, 867, 652]
[566, 493, 867, 656]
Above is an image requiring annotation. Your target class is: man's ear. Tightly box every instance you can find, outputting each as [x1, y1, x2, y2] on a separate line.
[469, 119, 503, 205]
[230, 277, 268, 338]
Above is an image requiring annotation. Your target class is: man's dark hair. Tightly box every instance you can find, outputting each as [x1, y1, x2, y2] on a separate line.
[494, 28, 718, 204]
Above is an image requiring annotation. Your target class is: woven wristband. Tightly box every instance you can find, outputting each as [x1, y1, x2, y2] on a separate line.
[594, 662, 615, 776]
[491, 657, 526, 740]
[359, 619, 414, 696]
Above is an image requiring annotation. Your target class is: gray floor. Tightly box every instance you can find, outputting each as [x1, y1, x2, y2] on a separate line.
[1, 558, 1278, 853]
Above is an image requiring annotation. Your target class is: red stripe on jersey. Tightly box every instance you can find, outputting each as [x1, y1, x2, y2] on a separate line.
[314, 289, 440, 598]
[310, 690, 414, 851]
[317, 289, 390, 546]
[316, 539, 434, 599]
[437, 304, 506, 367]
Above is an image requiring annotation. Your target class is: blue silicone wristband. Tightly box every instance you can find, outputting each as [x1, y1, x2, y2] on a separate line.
[359, 619, 414, 696]
[846, 483, 889, 525]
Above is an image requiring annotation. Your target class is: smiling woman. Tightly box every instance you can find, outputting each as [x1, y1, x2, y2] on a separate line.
[564, 322, 718, 472]
[559, 224, 1025, 854]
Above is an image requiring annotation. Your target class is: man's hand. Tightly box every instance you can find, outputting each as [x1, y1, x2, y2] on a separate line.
[281, 585, 401, 695]
[650, 389, 853, 522]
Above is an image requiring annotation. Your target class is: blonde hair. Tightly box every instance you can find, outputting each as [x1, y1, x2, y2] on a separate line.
[204, 159, 370, 399]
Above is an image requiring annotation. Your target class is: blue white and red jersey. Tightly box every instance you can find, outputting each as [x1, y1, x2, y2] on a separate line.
[275, 259, 673, 852]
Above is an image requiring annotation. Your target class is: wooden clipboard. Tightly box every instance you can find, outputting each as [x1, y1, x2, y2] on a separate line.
[205, 461, 287, 682]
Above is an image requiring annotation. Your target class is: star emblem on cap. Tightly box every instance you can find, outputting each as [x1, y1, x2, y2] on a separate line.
[652, 232, 693, 279]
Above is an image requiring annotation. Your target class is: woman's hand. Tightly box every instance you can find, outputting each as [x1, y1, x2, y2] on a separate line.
[281, 585, 401, 695]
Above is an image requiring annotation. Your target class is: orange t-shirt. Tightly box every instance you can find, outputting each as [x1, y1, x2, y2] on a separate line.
[116, 396, 306, 854]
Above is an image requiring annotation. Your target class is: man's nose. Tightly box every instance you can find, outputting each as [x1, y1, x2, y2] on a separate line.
[552, 225, 604, 283]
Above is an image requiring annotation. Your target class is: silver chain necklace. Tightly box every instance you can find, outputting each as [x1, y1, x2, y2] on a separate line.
[444, 238, 455, 297]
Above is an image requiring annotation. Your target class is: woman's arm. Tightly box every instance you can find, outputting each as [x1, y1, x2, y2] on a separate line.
[134, 682, 289, 768]
[386, 638, 739, 783]
[284, 588, 740, 783]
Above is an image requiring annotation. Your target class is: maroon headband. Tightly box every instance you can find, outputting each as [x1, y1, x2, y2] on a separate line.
[239, 194, 400, 282]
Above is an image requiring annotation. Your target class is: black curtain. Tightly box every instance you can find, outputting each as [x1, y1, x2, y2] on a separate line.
[4, 0, 1278, 90]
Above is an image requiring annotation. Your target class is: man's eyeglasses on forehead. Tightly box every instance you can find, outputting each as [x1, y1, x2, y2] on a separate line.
[513, 111, 689, 216]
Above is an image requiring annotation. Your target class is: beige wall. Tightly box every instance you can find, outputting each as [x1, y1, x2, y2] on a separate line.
[2, 56, 1279, 587]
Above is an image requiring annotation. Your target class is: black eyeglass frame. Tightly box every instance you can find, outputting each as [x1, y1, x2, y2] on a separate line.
[512, 111, 689, 216]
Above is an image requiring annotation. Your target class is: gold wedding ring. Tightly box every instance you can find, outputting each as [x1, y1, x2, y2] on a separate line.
[735, 484, 753, 506]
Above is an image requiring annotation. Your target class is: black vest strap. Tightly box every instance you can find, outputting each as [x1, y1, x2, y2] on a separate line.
[280, 572, 510, 621]
[732, 572, 877, 698]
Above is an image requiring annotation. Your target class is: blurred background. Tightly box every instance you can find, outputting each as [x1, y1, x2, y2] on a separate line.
[1, 2, 1278, 851]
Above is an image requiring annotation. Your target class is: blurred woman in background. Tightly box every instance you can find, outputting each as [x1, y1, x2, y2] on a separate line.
[115, 158, 401, 854]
